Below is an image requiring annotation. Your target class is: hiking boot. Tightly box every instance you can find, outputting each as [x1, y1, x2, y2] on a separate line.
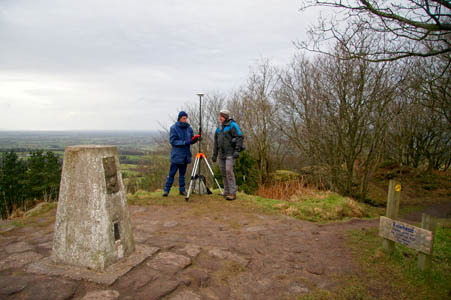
[163, 191, 169, 197]
[179, 191, 186, 196]
[226, 194, 236, 201]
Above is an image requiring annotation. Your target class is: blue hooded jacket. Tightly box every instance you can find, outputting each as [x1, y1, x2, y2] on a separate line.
[169, 121, 195, 164]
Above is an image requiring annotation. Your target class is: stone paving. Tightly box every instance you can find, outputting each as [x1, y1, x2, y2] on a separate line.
[0, 201, 378, 299]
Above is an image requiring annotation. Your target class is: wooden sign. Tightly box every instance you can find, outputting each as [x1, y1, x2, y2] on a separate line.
[379, 216, 434, 255]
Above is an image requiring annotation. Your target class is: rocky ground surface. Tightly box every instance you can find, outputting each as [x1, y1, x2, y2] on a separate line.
[0, 196, 379, 300]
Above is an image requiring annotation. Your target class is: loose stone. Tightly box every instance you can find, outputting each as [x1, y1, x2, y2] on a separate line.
[81, 290, 120, 300]
[306, 262, 325, 275]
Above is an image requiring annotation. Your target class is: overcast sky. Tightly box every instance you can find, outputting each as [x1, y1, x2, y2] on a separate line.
[0, 0, 318, 130]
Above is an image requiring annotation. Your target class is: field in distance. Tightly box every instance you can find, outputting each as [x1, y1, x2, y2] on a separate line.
[0, 130, 160, 152]
[0, 130, 165, 179]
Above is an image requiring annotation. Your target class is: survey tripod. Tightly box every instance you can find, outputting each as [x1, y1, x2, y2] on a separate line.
[185, 94, 223, 202]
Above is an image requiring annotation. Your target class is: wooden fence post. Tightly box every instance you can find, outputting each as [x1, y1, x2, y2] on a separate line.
[418, 213, 437, 271]
[382, 180, 401, 254]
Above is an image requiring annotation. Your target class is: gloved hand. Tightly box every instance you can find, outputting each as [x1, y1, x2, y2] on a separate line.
[212, 156, 217, 163]
[233, 152, 240, 159]
[191, 134, 201, 143]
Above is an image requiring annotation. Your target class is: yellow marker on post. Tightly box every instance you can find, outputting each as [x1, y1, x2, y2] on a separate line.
[395, 184, 402, 192]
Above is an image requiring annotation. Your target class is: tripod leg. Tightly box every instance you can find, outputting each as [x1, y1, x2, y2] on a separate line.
[197, 157, 202, 195]
[186, 157, 199, 200]
[204, 158, 224, 195]
[186, 157, 200, 201]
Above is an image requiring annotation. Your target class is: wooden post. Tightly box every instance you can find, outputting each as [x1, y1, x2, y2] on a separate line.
[382, 180, 401, 254]
[418, 213, 436, 271]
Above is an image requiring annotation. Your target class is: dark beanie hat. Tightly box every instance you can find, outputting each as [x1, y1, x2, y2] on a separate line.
[178, 111, 188, 121]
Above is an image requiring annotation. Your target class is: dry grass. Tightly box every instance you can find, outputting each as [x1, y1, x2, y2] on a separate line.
[254, 180, 381, 222]
[256, 180, 330, 202]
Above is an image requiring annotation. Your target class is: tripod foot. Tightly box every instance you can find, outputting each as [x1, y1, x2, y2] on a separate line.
[185, 197, 189, 202]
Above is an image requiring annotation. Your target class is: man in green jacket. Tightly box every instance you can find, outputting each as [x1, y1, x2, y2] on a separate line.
[212, 110, 244, 200]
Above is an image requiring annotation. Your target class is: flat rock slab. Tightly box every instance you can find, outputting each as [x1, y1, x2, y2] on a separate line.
[169, 290, 202, 300]
[37, 241, 53, 249]
[202, 286, 231, 300]
[136, 277, 180, 300]
[5, 241, 35, 253]
[116, 268, 160, 290]
[245, 226, 266, 232]
[208, 248, 249, 266]
[0, 275, 34, 296]
[32, 234, 53, 244]
[26, 245, 159, 285]
[136, 223, 159, 233]
[147, 252, 191, 274]
[20, 278, 77, 300]
[0, 251, 43, 271]
[179, 244, 201, 257]
[81, 290, 120, 300]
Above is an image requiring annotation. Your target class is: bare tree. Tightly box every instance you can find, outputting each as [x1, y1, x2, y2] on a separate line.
[274, 54, 323, 165]
[415, 55, 451, 123]
[299, 0, 451, 63]
[387, 60, 451, 171]
[276, 45, 400, 199]
[230, 61, 280, 184]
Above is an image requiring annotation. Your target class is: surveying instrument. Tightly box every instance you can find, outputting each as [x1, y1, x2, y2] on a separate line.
[185, 94, 223, 201]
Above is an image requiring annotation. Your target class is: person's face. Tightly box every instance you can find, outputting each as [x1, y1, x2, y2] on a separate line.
[180, 116, 188, 123]
[219, 115, 226, 123]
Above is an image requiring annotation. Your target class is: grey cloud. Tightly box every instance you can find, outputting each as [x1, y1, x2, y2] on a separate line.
[0, 0, 310, 130]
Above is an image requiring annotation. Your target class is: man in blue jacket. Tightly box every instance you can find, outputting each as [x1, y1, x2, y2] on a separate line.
[163, 111, 200, 197]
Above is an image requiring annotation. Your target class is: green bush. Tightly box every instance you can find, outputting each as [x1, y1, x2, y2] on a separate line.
[0, 150, 61, 219]
[213, 151, 259, 194]
[270, 170, 300, 182]
[138, 155, 170, 192]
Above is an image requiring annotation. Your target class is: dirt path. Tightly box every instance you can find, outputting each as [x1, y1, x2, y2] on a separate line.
[0, 196, 379, 300]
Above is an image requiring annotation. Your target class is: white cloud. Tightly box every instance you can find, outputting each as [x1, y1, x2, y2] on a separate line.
[0, 0, 314, 130]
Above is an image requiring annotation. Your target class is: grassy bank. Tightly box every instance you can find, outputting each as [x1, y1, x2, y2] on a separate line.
[127, 189, 382, 223]
[239, 191, 382, 223]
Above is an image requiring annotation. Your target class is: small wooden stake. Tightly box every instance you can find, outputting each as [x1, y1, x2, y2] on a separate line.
[382, 180, 401, 254]
[418, 213, 436, 271]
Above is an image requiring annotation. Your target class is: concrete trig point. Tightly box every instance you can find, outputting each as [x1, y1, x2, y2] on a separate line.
[52, 145, 135, 271]
[27, 145, 158, 284]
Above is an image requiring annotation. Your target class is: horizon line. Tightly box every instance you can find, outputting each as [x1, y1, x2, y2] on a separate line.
[0, 129, 161, 132]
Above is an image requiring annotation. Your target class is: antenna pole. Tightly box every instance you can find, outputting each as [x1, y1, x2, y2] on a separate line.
[197, 94, 203, 154]
[196, 94, 204, 195]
